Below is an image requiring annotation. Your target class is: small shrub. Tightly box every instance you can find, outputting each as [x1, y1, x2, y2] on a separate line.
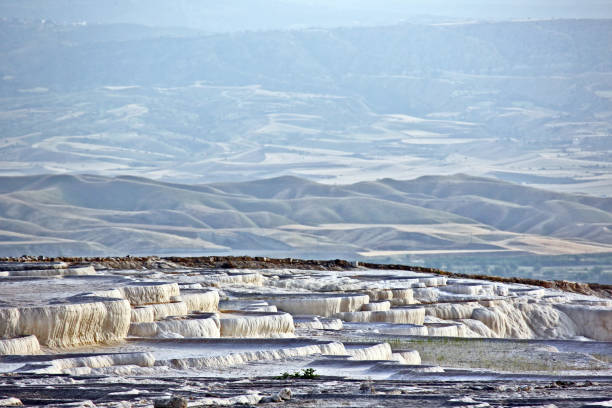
[274, 368, 319, 379]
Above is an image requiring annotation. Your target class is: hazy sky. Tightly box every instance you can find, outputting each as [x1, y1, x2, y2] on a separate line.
[2, 0, 612, 31]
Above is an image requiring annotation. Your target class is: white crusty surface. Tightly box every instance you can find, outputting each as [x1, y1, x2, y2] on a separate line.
[346, 342, 392, 361]
[335, 308, 425, 325]
[556, 304, 612, 341]
[396, 350, 422, 365]
[0, 335, 40, 355]
[0, 299, 131, 347]
[426, 302, 480, 320]
[15, 352, 155, 374]
[129, 314, 221, 338]
[271, 294, 370, 317]
[426, 323, 461, 337]
[362, 301, 391, 311]
[220, 312, 295, 338]
[0, 397, 22, 406]
[130, 306, 155, 323]
[1, 261, 611, 389]
[162, 340, 347, 369]
[5, 265, 96, 277]
[181, 290, 220, 313]
[150, 301, 189, 320]
[119, 283, 180, 306]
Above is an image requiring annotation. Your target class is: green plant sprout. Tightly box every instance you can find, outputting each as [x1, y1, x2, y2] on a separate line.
[275, 368, 319, 379]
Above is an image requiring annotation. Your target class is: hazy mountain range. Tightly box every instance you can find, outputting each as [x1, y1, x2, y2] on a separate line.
[1, 7, 611, 282]
[0, 174, 609, 261]
[1, 18, 611, 196]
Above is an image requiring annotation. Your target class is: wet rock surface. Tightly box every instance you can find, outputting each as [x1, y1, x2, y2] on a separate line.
[0, 375, 611, 407]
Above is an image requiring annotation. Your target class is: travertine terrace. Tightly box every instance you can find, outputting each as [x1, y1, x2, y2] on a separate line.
[0, 257, 611, 407]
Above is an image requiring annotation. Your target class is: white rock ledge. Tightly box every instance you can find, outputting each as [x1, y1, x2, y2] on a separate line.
[119, 283, 180, 306]
[0, 299, 131, 348]
[219, 311, 295, 338]
[271, 294, 370, 317]
[0, 335, 40, 355]
[14, 352, 155, 374]
[335, 307, 426, 325]
[129, 313, 221, 338]
[157, 339, 348, 369]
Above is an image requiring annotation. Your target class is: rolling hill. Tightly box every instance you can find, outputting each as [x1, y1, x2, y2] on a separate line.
[0, 174, 609, 260]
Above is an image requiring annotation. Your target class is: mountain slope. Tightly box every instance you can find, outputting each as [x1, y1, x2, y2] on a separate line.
[1, 19, 611, 196]
[0, 174, 609, 258]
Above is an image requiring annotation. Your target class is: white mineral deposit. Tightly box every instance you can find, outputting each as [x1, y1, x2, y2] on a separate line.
[1, 259, 611, 406]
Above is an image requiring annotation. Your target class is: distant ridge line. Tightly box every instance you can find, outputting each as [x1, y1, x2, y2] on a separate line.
[3, 254, 611, 298]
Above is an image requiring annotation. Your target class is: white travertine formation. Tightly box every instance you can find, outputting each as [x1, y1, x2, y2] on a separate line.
[361, 301, 391, 312]
[163, 341, 347, 369]
[455, 322, 484, 338]
[189, 393, 262, 406]
[6, 268, 66, 277]
[2, 260, 612, 389]
[150, 301, 188, 320]
[443, 283, 490, 296]
[0, 335, 40, 355]
[272, 294, 370, 317]
[6, 265, 96, 277]
[0, 262, 68, 271]
[119, 283, 180, 306]
[392, 365, 445, 377]
[219, 312, 295, 338]
[346, 342, 392, 361]
[469, 301, 582, 339]
[130, 306, 155, 323]
[391, 353, 408, 364]
[16, 352, 155, 374]
[413, 287, 440, 303]
[129, 315, 221, 338]
[426, 323, 460, 337]
[319, 317, 343, 330]
[243, 304, 278, 312]
[459, 319, 499, 338]
[426, 302, 480, 320]
[365, 289, 393, 302]
[294, 316, 343, 330]
[204, 272, 264, 286]
[181, 290, 220, 313]
[373, 323, 429, 336]
[477, 299, 506, 307]
[556, 304, 612, 341]
[335, 308, 425, 325]
[519, 302, 578, 338]
[266, 272, 367, 292]
[179, 283, 204, 289]
[84, 289, 124, 299]
[0, 397, 22, 406]
[390, 289, 415, 305]
[419, 276, 447, 287]
[87, 364, 171, 376]
[396, 350, 422, 365]
[471, 303, 532, 338]
[0, 299, 131, 347]
[494, 285, 509, 296]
